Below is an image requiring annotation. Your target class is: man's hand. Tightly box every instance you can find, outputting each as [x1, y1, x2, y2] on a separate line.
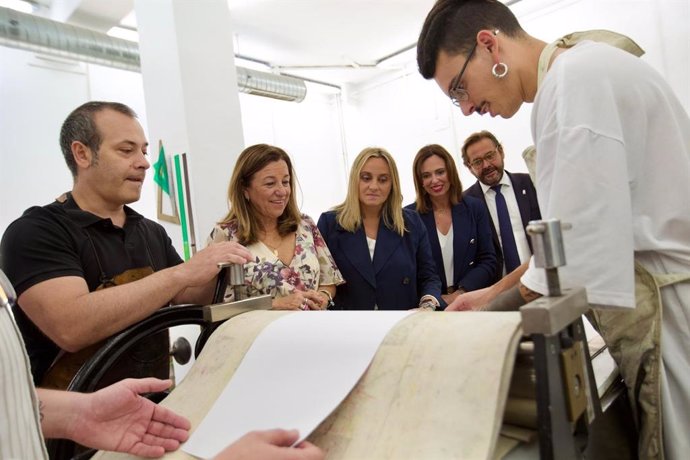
[441, 290, 461, 306]
[446, 262, 532, 312]
[175, 241, 252, 287]
[173, 241, 253, 304]
[59, 378, 190, 458]
[445, 287, 494, 311]
[214, 429, 324, 460]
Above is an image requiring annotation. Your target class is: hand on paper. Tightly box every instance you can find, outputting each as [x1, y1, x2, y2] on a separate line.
[445, 287, 493, 311]
[214, 429, 324, 460]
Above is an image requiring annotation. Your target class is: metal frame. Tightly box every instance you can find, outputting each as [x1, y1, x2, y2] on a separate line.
[520, 288, 602, 459]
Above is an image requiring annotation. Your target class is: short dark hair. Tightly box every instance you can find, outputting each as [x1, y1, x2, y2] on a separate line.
[461, 130, 503, 165]
[59, 101, 138, 178]
[417, 0, 525, 79]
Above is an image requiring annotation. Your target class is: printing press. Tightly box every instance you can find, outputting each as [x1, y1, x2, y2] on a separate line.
[52, 220, 635, 460]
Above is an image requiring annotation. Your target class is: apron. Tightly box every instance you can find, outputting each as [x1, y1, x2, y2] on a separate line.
[40, 221, 171, 391]
[588, 264, 690, 460]
[40, 266, 171, 391]
[535, 33, 686, 460]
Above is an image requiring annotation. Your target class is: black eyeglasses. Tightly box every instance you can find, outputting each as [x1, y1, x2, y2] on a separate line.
[468, 150, 498, 169]
[449, 30, 500, 106]
[448, 41, 478, 106]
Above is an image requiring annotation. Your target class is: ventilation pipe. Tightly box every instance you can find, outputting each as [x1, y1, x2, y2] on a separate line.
[0, 6, 307, 102]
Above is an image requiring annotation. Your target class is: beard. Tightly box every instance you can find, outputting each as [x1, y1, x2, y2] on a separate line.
[480, 165, 503, 185]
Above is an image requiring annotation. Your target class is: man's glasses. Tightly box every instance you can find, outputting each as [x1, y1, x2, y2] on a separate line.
[448, 41, 478, 107]
[468, 150, 498, 169]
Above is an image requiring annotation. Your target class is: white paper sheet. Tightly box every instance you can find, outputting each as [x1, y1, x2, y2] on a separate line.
[183, 310, 412, 459]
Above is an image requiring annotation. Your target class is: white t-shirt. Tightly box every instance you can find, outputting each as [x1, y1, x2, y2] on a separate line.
[522, 40, 690, 308]
[523, 40, 690, 460]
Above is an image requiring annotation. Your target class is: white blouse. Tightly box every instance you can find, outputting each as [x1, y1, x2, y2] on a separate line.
[437, 224, 454, 289]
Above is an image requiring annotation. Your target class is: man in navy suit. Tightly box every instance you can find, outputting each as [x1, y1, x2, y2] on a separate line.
[461, 131, 540, 280]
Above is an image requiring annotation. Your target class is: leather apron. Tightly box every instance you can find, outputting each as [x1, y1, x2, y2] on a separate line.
[40, 244, 170, 391]
[589, 265, 690, 460]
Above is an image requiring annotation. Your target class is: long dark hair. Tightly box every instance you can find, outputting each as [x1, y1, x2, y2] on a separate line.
[412, 144, 463, 213]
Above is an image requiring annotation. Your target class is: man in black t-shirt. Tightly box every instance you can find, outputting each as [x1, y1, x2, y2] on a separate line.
[0, 101, 252, 386]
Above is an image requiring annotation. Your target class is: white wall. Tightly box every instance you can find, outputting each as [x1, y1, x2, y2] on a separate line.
[344, 0, 690, 204]
[0, 50, 345, 242]
[344, 64, 534, 204]
[0, 46, 153, 238]
[238, 84, 347, 222]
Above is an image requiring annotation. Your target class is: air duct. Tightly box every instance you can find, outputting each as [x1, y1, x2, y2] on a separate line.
[0, 6, 307, 102]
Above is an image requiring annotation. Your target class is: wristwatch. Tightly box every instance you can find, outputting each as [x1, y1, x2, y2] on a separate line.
[418, 296, 438, 311]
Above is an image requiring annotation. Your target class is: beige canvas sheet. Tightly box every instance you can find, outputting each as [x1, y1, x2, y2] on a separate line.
[96, 310, 523, 460]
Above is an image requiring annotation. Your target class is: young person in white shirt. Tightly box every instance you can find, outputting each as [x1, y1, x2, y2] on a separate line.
[416, 1, 690, 458]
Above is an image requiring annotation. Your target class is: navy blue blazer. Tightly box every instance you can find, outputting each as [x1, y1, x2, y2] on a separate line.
[405, 196, 497, 296]
[463, 171, 541, 280]
[317, 209, 442, 310]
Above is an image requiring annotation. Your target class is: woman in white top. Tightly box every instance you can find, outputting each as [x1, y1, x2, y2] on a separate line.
[406, 144, 497, 307]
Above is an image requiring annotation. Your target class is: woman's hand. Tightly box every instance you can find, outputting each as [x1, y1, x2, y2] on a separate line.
[272, 290, 328, 310]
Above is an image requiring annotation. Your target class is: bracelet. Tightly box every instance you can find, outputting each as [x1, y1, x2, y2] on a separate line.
[418, 298, 438, 311]
[318, 289, 335, 309]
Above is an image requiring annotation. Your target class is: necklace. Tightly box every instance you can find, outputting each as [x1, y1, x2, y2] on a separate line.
[263, 240, 280, 257]
[260, 231, 283, 257]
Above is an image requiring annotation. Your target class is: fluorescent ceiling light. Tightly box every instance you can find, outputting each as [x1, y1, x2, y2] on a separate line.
[0, 0, 33, 14]
[107, 26, 139, 43]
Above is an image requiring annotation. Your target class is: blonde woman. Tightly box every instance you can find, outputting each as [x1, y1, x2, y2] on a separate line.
[317, 147, 441, 310]
[208, 144, 343, 310]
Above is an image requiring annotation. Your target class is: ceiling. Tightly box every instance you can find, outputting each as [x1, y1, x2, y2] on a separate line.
[16, 0, 542, 88]
[24, 0, 446, 87]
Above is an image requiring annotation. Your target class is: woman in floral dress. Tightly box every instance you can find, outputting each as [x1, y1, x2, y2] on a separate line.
[208, 144, 343, 310]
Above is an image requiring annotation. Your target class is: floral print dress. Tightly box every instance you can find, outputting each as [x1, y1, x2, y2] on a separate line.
[207, 214, 344, 301]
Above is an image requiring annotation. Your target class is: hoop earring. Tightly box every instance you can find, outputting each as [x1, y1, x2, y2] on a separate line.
[492, 62, 508, 79]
